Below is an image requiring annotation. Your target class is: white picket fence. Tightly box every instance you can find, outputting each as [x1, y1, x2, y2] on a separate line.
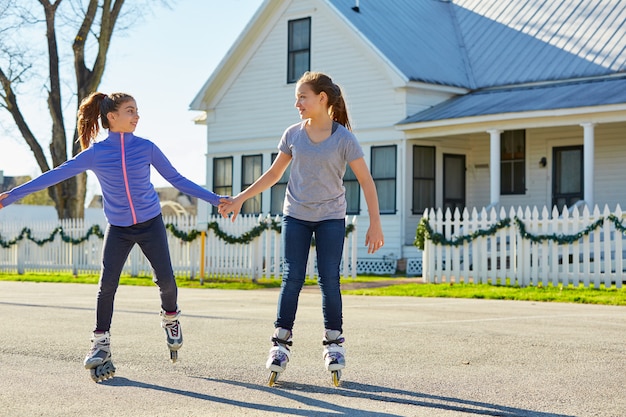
[422, 204, 626, 289]
[0, 214, 358, 281]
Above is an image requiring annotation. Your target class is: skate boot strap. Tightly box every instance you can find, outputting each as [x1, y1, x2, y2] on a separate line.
[161, 310, 181, 321]
[323, 337, 345, 346]
[271, 336, 293, 346]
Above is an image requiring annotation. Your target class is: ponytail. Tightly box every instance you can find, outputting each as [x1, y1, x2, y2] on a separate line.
[77, 92, 106, 150]
[77, 92, 135, 150]
[297, 71, 351, 131]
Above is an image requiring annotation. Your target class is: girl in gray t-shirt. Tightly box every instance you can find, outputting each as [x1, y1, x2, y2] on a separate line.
[219, 71, 384, 386]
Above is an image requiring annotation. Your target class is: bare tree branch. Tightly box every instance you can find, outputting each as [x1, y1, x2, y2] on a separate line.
[0, 67, 51, 175]
[0, 0, 169, 218]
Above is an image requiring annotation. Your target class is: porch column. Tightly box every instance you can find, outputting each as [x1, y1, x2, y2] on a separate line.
[581, 123, 595, 207]
[487, 129, 502, 206]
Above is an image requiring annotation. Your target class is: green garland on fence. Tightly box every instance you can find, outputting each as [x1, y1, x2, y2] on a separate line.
[414, 213, 626, 250]
[0, 217, 355, 248]
[413, 217, 511, 250]
[0, 225, 104, 248]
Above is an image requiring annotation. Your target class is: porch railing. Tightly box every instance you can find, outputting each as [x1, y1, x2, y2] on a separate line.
[420, 205, 625, 289]
[0, 214, 358, 281]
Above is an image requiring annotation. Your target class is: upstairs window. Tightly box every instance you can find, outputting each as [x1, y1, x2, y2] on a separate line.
[501, 130, 525, 195]
[241, 154, 263, 214]
[287, 18, 311, 83]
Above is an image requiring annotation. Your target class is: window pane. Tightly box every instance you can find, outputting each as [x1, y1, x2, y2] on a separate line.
[345, 181, 360, 214]
[242, 155, 262, 185]
[444, 157, 464, 200]
[375, 179, 395, 213]
[344, 164, 360, 214]
[288, 18, 310, 83]
[242, 155, 262, 214]
[412, 146, 435, 214]
[559, 150, 581, 193]
[270, 153, 290, 215]
[513, 161, 525, 193]
[270, 184, 286, 215]
[214, 186, 232, 196]
[212, 157, 232, 215]
[371, 146, 396, 214]
[500, 130, 525, 195]
[372, 146, 396, 177]
[290, 20, 310, 50]
[413, 180, 435, 212]
[413, 147, 435, 177]
[501, 162, 513, 194]
[213, 157, 232, 188]
[289, 52, 309, 83]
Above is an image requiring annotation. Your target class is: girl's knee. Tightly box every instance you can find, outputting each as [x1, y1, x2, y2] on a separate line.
[154, 273, 177, 292]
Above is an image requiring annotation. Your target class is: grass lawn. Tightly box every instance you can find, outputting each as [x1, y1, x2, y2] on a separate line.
[0, 273, 624, 306]
[342, 281, 626, 306]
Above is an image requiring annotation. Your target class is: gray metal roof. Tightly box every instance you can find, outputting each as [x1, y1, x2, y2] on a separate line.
[400, 76, 626, 124]
[330, 0, 626, 89]
[328, 0, 471, 88]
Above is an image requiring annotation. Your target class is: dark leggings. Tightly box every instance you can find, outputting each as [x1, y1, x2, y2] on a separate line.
[94, 214, 177, 332]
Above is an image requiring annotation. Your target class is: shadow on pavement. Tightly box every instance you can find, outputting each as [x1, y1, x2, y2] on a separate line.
[198, 377, 577, 417]
[100, 376, 399, 417]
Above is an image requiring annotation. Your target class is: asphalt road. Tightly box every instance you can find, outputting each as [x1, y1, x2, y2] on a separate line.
[0, 281, 624, 417]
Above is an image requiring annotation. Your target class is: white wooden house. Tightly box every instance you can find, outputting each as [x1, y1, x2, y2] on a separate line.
[190, 0, 626, 273]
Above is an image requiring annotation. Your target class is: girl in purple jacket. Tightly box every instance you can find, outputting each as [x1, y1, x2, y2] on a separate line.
[0, 92, 224, 382]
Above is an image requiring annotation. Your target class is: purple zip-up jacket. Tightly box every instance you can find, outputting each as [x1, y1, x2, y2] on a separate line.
[1, 132, 224, 227]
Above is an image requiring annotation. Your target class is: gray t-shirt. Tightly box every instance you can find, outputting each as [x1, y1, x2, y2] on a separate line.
[278, 120, 364, 221]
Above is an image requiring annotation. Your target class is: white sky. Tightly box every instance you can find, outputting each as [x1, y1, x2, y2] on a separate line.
[0, 0, 264, 204]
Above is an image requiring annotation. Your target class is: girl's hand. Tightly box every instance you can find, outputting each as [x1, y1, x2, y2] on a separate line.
[364, 223, 385, 254]
[217, 197, 233, 219]
[0, 192, 8, 209]
[218, 195, 245, 222]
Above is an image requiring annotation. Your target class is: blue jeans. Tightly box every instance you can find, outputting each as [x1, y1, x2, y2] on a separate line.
[95, 214, 178, 332]
[275, 216, 345, 333]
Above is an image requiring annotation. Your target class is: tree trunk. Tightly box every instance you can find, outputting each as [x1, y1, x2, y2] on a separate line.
[0, 0, 128, 219]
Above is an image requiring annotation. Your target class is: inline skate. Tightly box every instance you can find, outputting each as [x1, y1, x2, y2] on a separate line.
[161, 310, 183, 362]
[84, 331, 116, 382]
[266, 327, 292, 386]
[323, 329, 345, 386]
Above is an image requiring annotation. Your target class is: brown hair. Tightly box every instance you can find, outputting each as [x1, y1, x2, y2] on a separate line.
[297, 71, 351, 131]
[77, 92, 134, 150]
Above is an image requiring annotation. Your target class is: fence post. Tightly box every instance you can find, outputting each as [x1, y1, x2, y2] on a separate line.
[200, 231, 206, 284]
[350, 216, 357, 279]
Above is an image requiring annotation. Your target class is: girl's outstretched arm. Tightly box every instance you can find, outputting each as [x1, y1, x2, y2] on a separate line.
[349, 157, 385, 254]
[0, 149, 93, 208]
[220, 151, 292, 222]
[151, 143, 226, 206]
